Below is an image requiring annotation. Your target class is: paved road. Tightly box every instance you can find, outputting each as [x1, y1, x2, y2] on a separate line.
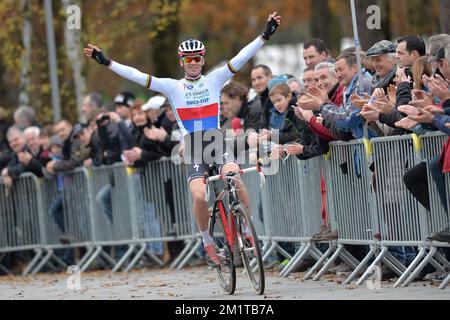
[0, 265, 448, 300]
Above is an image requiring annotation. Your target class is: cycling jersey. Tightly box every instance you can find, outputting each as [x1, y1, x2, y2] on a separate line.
[109, 36, 266, 136]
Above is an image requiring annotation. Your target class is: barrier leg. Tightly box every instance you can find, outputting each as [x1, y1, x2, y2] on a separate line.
[433, 250, 450, 269]
[272, 242, 294, 261]
[438, 273, 450, 289]
[50, 251, 68, 269]
[124, 243, 147, 272]
[339, 247, 361, 270]
[394, 246, 427, 287]
[402, 247, 437, 287]
[344, 246, 377, 285]
[22, 249, 43, 276]
[279, 243, 307, 277]
[99, 249, 116, 268]
[30, 249, 54, 275]
[144, 248, 164, 267]
[381, 250, 405, 276]
[261, 241, 278, 264]
[313, 244, 343, 281]
[77, 246, 94, 268]
[80, 246, 103, 272]
[112, 244, 136, 272]
[169, 239, 194, 270]
[304, 244, 335, 280]
[177, 238, 203, 270]
[356, 246, 388, 286]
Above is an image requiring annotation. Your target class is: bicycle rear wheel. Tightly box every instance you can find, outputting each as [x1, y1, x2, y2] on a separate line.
[234, 203, 265, 295]
[209, 201, 236, 295]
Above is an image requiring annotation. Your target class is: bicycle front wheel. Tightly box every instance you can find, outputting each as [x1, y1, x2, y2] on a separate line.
[209, 201, 236, 295]
[234, 204, 265, 295]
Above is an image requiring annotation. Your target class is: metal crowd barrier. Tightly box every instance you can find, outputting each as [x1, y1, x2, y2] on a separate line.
[295, 140, 377, 281]
[0, 174, 44, 276]
[1, 134, 449, 291]
[397, 133, 450, 288]
[278, 157, 328, 276]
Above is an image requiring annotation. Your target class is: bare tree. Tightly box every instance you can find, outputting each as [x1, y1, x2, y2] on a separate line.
[61, 0, 86, 122]
[439, 0, 450, 34]
[311, 0, 331, 46]
[19, 0, 32, 108]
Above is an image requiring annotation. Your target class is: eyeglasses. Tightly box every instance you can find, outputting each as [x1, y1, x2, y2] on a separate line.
[182, 56, 203, 64]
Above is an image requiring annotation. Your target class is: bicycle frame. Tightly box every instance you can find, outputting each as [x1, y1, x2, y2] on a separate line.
[204, 163, 264, 253]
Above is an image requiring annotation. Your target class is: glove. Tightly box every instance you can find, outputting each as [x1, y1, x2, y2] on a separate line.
[260, 17, 279, 40]
[91, 48, 111, 66]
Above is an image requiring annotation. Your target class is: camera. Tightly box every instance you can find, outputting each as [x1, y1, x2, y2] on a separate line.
[96, 114, 110, 126]
[404, 67, 413, 80]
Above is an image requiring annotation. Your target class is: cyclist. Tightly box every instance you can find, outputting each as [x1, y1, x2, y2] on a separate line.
[84, 12, 281, 267]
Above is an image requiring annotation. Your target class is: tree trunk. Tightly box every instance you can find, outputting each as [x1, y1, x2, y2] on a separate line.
[439, 0, 450, 34]
[19, 0, 32, 108]
[310, 0, 331, 46]
[389, 0, 409, 38]
[61, 0, 86, 122]
[151, 0, 182, 78]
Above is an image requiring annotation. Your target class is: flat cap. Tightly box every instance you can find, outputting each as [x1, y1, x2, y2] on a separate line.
[366, 40, 397, 57]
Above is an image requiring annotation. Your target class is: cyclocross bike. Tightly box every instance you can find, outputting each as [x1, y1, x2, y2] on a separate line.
[203, 162, 266, 295]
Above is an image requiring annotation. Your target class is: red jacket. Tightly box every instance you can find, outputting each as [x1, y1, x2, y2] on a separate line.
[439, 137, 450, 173]
[307, 116, 336, 141]
[330, 83, 344, 107]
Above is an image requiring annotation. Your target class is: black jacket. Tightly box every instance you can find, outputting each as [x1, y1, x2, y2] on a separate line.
[53, 132, 83, 173]
[130, 123, 165, 167]
[259, 88, 276, 130]
[91, 121, 132, 166]
[378, 81, 412, 134]
[2, 147, 46, 179]
[271, 96, 329, 160]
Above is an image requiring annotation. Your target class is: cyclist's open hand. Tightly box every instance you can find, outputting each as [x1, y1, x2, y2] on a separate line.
[84, 44, 111, 66]
[261, 12, 282, 40]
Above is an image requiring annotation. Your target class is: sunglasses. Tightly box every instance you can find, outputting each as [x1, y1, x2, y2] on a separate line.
[182, 56, 203, 64]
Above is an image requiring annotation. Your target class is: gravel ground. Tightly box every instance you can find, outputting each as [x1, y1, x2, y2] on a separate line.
[0, 265, 448, 300]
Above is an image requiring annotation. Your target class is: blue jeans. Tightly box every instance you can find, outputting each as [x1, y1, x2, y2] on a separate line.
[96, 184, 113, 222]
[50, 192, 65, 232]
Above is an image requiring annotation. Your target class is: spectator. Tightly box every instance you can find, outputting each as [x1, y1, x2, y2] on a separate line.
[300, 51, 373, 139]
[287, 77, 303, 95]
[13, 106, 38, 131]
[142, 95, 166, 126]
[250, 64, 274, 130]
[314, 62, 344, 106]
[302, 67, 317, 91]
[0, 127, 44, 188]
[82, 92, 103, 121]
[395, 35, 426, 69]
[366, 40, 398, 93]
[303, 39, 333, 69]
[427, 34, 450, 73]
[220, 81, 262, 159]
[114, 91, 135, 129]
[123, 104, 165, 167]
[23, 126, 41, 158]
[412, 56, 433, 90]
[46, 120, 83, 175]
[39, 125, 54, 161]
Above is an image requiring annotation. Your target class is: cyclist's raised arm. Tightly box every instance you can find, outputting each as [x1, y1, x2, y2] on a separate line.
[208, 12, 281, 84]
[83, 44, 173, 96]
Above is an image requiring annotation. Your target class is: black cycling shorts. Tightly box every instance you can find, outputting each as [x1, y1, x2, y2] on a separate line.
[183, 129, 236, 183]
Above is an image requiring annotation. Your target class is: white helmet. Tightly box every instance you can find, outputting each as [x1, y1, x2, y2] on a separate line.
[178, 39, 206, 58]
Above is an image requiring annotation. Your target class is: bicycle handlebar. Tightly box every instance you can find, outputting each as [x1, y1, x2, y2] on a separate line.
[203, 161, 266, 202]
